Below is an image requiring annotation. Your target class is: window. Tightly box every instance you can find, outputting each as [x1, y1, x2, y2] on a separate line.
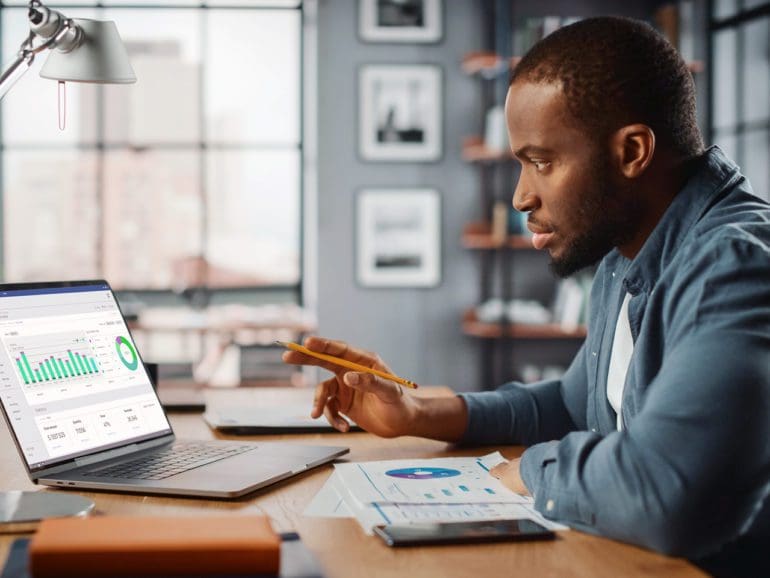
[0, 1, 303, 290]
[709, 1, 770, 201]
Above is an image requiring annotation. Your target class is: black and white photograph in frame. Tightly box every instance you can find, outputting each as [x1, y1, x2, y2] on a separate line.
[359, 0, 442, 43]
[359, 65, 442, 162]
[357, 189, 441, 288]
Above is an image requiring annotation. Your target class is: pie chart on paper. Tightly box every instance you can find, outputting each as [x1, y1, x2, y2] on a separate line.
[385, 467, 462, 480]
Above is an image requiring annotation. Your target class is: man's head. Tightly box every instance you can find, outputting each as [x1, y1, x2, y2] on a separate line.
[506, 17, 704, 277]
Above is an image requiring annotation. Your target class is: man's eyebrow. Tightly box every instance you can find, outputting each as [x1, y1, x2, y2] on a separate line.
[513, 145, 554, 159]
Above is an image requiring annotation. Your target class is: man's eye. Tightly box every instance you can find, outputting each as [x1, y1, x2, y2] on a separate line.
[532, 160, 550, 171]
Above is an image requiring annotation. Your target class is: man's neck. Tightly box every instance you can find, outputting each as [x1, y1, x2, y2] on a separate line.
[617, 154, 696, 260]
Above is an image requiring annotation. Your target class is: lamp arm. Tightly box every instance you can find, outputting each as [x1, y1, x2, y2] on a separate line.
[0, 40, 36, 101]
[0, 2, 82, 101]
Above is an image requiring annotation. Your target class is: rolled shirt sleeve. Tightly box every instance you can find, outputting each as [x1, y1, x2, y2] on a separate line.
[457, 342, 588, 446]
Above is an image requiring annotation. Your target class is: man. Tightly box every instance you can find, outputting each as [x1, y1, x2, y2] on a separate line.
[285, 17, 769, 575]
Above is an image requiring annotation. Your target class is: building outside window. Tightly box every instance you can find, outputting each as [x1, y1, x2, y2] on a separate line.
[0, 0, 303, 292]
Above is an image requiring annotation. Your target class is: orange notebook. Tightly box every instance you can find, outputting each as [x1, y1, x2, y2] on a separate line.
[29, 515, 281, 577]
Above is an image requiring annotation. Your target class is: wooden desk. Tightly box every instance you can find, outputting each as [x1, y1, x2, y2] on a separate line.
[0, 387, 704, 577]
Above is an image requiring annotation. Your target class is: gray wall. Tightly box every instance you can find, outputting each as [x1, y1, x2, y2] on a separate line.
[316, 0, 485, 391]
[314, 0, 703, 392]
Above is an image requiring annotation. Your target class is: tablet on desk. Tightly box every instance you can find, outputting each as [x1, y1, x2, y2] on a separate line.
[374, 519, 556, 547]
[204, 406, 360, 434]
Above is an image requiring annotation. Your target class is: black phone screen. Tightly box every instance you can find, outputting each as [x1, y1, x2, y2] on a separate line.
[373, 519, 556, 547]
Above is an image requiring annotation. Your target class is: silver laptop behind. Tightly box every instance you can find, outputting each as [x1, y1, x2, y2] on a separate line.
[0, 280, 348, 498]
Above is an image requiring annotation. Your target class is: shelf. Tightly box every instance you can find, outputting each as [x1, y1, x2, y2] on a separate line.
[687, 60, 705, 73]
[462, 309, 587, 340]
[462, 222, 532, 250]
[462, 136, 514, 163]
[461, 51, 522, 78]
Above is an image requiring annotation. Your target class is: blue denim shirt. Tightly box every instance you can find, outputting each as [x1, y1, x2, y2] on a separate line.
[459, 147, 770, 559]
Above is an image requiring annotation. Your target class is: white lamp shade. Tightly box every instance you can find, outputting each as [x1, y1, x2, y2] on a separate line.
[40, 19, 136, 84]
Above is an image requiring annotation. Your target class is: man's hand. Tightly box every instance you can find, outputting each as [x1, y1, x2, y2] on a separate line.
[490, 458, 530, 496]
[282, 336, 470, 442]
[281, 336, 420, 437]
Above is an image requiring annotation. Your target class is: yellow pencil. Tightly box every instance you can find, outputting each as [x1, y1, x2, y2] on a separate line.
[276, 341, 419, 389]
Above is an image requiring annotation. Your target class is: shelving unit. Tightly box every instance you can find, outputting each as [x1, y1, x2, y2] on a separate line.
[461, 222, 531, 250]
[461, 136, 514, 163]
[460, 4, 588, 389]
[461, 4, 704, 389]
[462, 310, 587, 340]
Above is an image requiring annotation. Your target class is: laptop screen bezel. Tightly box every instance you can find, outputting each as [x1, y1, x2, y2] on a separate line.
[0, 279, 175, 475]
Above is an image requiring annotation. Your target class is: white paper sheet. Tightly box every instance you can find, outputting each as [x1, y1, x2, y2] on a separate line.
[333, 451, 526, 506]
[303, 472, 353, 518]
[304, 452, 569, 535]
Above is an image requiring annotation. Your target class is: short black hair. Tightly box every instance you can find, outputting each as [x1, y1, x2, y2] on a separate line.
[511, 16, 703, 159]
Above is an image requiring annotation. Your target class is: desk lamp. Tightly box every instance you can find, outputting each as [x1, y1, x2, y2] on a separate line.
[0, 0, 136, 101]
[0, 0, 130, 526]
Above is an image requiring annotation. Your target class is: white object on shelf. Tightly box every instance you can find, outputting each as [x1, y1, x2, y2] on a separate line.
[483, 105, 509, 152]
[476, 299, 552, 324]
[506, 300, 552, 324]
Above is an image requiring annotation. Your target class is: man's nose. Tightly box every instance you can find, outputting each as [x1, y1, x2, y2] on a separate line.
[512, 173, 538, 213]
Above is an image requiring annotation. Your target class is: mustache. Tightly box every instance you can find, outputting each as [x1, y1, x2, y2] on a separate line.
[527, 214, 555, 232]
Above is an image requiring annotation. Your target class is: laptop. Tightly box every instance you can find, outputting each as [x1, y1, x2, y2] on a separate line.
[205, 405, 361, 434]
[0, 280, 348, 499]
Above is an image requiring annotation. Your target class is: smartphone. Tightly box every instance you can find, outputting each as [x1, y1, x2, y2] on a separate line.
[373, 519, 556, 547]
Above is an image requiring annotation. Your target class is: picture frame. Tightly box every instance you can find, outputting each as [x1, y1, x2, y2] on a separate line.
[356, 188, 441, 288]
[359, 0, 443, 43]
[359, 64, 442, 162]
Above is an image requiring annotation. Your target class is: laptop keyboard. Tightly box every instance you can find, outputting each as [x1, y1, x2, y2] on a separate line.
[83, 442, 256, 480]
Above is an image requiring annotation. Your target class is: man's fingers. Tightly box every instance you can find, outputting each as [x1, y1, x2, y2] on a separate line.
[343, 371, 403, 402]
[283, 350, 344, 375]
[311, 377, 337, 419]
[323, 395, 349, 432]
[489, 461, 509, 478]
[303, 336, 381, 368]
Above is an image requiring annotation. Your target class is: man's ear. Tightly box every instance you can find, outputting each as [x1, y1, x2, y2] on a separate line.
[611, 124, 655, 179]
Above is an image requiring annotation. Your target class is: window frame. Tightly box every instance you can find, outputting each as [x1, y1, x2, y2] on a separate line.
[706, 0, 770, 200]
[0, 0, 308, 305]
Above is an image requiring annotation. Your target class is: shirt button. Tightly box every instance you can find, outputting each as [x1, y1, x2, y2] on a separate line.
[546, 499, 555, 512]
[591, 428, 597, 433]
[592, 351, 597, 357]
[612, 272, 616, 277]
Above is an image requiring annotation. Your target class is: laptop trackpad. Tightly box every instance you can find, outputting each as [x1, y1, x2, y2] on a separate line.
[173, 451, 302, 483]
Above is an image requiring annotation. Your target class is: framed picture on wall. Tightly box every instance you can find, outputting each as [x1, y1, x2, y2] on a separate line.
[359, 0, 443, 43]
[359, 64, 442, 162]
[356, 188, 441, 288]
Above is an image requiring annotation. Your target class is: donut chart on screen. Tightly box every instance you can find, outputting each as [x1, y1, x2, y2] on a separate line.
[115, 336, 139, 371]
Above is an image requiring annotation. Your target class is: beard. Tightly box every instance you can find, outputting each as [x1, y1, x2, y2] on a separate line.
[548, 155, 641, 278]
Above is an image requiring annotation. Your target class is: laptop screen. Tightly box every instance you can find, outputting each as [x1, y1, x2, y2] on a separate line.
[0, 282, 172, 472]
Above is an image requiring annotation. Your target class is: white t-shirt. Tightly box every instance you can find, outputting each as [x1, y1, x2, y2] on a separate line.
[607, 293, 634, 431]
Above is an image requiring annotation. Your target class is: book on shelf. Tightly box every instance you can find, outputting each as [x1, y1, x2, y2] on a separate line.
[491, 201, 510, 245]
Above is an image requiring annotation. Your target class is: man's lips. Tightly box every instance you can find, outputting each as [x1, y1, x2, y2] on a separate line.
[527, 221, 555, 250]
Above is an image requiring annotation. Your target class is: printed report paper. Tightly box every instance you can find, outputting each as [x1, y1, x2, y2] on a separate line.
[304, 453, 568, 533]
[333, 451, 528, 506]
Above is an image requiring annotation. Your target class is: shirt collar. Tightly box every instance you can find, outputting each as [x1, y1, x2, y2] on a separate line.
[620, 146, 742, 295]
